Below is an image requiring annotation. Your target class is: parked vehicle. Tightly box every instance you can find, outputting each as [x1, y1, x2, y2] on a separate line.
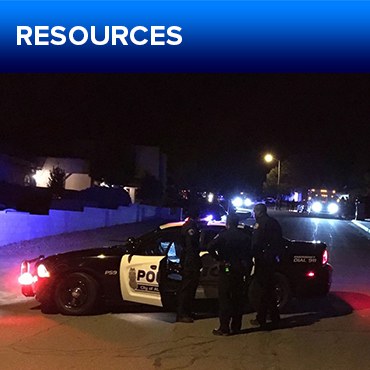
[19, 220, 333, 315]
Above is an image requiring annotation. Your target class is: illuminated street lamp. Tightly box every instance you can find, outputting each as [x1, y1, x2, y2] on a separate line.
[264, 153, 281, 186]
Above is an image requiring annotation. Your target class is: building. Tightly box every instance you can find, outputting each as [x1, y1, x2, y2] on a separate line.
[33, 157, 92, 191]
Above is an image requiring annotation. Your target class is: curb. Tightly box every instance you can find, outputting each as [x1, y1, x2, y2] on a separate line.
[352, 220, 370, 234]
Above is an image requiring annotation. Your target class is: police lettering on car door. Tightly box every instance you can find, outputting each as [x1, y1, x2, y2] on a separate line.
[129, 266, 159, 293]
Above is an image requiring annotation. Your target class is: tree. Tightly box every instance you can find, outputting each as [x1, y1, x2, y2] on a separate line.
[48, 166, 66, 198]
[263, 160, 292, 196]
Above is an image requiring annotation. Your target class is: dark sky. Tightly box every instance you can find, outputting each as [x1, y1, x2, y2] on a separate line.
[1, 74, 370, 190]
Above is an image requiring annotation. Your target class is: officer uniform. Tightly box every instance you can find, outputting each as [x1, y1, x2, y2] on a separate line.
[251, 203, 283, 328]
[207, 214, 252, 335]
[176, 216, 202, 323]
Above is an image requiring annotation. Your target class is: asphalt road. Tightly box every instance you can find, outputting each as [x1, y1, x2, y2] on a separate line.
[1, 213, 370, 370]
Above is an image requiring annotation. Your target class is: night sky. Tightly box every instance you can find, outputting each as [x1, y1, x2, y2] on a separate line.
[1, 74, 370, 191]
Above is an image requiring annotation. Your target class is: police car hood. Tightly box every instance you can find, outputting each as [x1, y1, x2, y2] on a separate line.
[42, 245, 131, 262]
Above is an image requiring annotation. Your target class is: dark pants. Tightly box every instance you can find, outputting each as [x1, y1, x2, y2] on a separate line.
[255, 260, 280, 325]
[218, 270, 245, 332]
[177, 270, 200, 318]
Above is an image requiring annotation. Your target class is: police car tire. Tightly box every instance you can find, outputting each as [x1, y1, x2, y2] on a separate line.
[54, 272, 99, 315]
[247, 273, 291, 311]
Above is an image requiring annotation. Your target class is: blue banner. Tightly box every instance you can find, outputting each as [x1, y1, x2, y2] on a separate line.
[1, 1, 370, 72]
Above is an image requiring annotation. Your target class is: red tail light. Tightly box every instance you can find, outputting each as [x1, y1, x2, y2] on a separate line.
[19, 260, 37, 285]
[21, 261, 30, 275]
[18, 272, 35, 285]
[322, 249, 328, 265]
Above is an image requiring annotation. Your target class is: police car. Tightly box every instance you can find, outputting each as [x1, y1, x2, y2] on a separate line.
[19, 221, 333, 315]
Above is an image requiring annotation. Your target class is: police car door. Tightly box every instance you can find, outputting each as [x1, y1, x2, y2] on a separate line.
[158, 235, 183, 309]
[120, 230, 179, 307]
[197, 227, 221, 299]
[157, 226, 222, 305]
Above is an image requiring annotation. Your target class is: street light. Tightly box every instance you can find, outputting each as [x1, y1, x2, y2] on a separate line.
[264, 153, 281, 186]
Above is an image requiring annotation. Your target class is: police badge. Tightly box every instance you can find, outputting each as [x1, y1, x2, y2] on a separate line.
[129, 267, 138, 290]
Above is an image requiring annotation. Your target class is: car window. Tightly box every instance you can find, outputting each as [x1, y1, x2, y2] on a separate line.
[136, 229, 180, 256]
[167, 242, 181, 263]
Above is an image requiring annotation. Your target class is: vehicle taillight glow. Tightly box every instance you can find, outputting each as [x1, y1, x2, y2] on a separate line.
[37, 264, 50, 278]
[18, 272, 37, 285]
[322, 249, 328, 265]
[306, 271, 315, 278]
[21, 261, 29, 275]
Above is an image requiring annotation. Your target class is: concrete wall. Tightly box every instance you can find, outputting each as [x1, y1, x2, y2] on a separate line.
[0, 204, 182, 247]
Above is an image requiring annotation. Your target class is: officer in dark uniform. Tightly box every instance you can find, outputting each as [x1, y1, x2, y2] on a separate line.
[176, 207, 202, 323]
[251, 203, 283, 329]
[207, 213, 252, 336]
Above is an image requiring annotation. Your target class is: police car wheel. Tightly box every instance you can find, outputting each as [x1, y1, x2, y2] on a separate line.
[54, 272, 99, 315]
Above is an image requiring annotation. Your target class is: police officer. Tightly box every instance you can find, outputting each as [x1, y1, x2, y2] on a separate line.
[207, 213, 252, 336]
[251, 203, 283, 329]
[176, 207, 202, 323]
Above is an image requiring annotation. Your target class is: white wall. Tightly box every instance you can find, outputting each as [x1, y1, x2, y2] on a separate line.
[0, 204, 181, 246]
[33, 157, 92, 191]
[65, 174, 91, 191]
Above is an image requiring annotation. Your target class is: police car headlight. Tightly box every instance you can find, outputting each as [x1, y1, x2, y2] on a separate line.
[328, 202, 339, 214]
[232, 197, 243, 208]
[312, 202, 322, 213]
[37, 264, 50, 278]
[244, 198, 253, 207]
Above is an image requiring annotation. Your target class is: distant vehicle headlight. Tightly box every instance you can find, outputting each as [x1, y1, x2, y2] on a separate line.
[232, 197, 243, 208]
[244, 198, 253, 207]
[312, 202, 323, 213]
[328, 203, 339, 214]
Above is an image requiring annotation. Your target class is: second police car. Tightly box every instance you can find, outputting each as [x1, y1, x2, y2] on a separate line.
[19, 220, 333, 315]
